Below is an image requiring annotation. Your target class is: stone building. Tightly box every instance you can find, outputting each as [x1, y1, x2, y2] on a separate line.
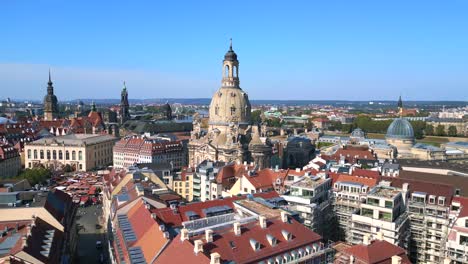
[0, 143, 21, 178]
[43, 70, 59, 121]
[25, 134, 117, 171]
[282, 135, 315, 169]
[188, 41, 272, 168]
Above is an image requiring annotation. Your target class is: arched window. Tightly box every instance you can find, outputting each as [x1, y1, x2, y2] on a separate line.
[234, 66, 238, 77]
[225, 65, 230, 77]
[52, 150, 57, 160]
[72, 151, 76, 160]
[78, 151, 83, 160]
[33, 150, 37, 159]
[27, 149, 31, 159]
[40, 150, 44, 159]
[46, 150, 51, 160]
[59, 150, 63, 160]
[66, 151, 70, 160]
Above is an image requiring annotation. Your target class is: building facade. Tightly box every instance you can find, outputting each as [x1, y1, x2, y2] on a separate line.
[0, 143, 21, 178]
[113, 135, 186, 170]
[25, 134, 117, 171]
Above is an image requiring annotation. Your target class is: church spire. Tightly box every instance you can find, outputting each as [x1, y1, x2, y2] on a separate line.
[398, 95, 403, 117]
[47, 69, 54, 95]
[91, 101, 97, 112]
[229, 38, 233, 51]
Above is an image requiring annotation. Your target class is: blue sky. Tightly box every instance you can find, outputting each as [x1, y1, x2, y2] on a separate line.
[1, 1, 468, 101]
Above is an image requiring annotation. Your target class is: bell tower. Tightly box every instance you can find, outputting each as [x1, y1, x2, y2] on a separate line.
[43, 69, 59, 121]
[222, 39, 240, 88]
[120, 81, 130, 124]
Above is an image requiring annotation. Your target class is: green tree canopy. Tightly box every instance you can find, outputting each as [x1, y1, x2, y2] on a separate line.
[436, 125, 446, 136]
[251, 110, 262, 124]
[424, 124, 434, 136]
[17, 167, 52, 186]
[448, 126, 458, 137]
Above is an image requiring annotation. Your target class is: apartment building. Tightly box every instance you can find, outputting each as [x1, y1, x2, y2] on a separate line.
[281, 172, 331, 232]
[154, 192, 334, 263]
[0, 143, 21, 178]
[113, 135, 186, 170]
[349, 184, 410, 248]
[331, 175, 378, 241]
[446, 197, 468, 264]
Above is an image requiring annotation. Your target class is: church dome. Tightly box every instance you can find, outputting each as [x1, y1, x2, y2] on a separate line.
[351, 128, 366, 138]
[386, 118, 414, 140]
[209, 87, 251, 125]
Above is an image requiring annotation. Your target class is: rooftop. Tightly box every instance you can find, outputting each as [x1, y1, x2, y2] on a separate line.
[28, 133, 116, 146]
[368, 186, 401, 199]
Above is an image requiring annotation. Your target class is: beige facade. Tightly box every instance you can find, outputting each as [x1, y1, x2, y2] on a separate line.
[25, 134, 117, 171]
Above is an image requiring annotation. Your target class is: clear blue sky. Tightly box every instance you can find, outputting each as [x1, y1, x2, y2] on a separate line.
[1, 0, 468, 101]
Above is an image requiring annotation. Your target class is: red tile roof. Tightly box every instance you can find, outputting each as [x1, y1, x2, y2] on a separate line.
[381, 176, 454, 204]
[341, 240, 411, 264]
[157, 217, 323, 264]
[453, 196, 468, 218]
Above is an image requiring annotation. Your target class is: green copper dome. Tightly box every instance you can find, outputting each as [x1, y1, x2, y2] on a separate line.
[386, 118, 414, 140]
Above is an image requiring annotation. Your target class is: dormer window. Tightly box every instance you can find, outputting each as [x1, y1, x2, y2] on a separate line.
[438, 197, 445, 206]
[429, 196, 435, 204]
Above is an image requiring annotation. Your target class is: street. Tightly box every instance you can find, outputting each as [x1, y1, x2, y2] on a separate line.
[75, 204, 107, 264]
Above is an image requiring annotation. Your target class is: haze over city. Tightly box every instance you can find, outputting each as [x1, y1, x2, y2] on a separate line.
[1, 0, 468, 101]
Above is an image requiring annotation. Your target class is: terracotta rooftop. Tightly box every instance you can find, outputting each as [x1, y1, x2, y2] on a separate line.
[340, 239, 411, 264]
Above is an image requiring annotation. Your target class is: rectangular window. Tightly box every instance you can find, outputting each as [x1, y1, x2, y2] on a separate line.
[361, 208, 373, 218]
[385, 201, 393, 208]
[367, 198, 379, 206]
[379, 212, 392, 222]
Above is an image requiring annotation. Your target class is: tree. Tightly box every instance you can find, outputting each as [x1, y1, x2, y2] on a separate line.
[64, 164, 73, 173]
[410, 121, 426, 139]
[448, 126, 458, 137]
[436, 125, 446, 136]
[17, 167, 52, 186]
[424, 124, 434, 136]
[251, 110, 262, 124]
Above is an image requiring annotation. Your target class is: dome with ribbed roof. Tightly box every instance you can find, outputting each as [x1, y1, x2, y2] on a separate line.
[386, 118, 414, 140]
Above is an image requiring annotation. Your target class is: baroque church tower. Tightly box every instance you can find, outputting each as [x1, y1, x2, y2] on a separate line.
[189, 40, 272, 168]
[120, 82, 130, 124]
[43, 70, 59, 121]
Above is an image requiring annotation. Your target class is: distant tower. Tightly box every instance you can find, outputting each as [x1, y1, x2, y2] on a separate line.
[397, 95, 403, 116]
[43, 70, 59, 120]
[120, 81, 130, 124]
[91, 101, 97, 112]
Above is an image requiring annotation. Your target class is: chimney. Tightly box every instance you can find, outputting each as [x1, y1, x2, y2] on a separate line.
[243, 161, 247, 165]
[295, 168, 301, 172]
[349, 255, 354, 264]
[151, 213, 157, 219]
[233, 222, 241, 236]
[205, 229, 213, 243]
[194, 239, 204, 255]
[391, 255, 402, 264]
[402, 183, 409, 192]
[280, 211, 288, 223]
[210, 252, 221, 264]
[259, 216, 267, 229]
[180, 228, 189, 241]
[376, 231, 384, 241]
[363, 234, 370, 245]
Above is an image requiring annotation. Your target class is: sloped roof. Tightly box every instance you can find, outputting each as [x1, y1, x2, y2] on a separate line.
[341, 240, 411, 264]
[157, 216, 322, 263]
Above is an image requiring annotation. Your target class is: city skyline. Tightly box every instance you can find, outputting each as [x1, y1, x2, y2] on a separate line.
[2, 1, 468, 101]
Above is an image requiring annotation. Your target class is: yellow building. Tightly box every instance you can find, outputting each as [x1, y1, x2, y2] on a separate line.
[173, 167, 194, 201]
[25, 134, 117, 171]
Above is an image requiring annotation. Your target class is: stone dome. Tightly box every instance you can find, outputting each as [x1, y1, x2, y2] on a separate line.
[209, 87, 251, 125]
[386, 118, 414, 140]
